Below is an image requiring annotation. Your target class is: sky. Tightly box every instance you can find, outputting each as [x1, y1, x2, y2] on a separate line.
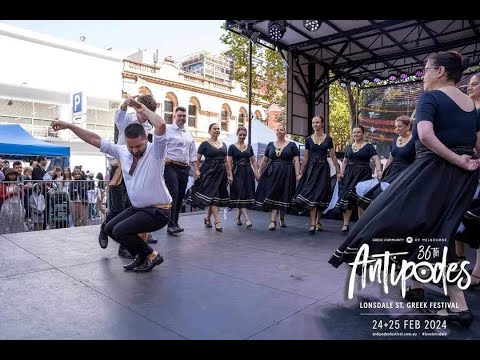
[0, 20, 229, 60]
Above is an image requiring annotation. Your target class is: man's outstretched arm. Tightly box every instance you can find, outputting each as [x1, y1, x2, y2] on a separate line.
[51, 119, 101, 148]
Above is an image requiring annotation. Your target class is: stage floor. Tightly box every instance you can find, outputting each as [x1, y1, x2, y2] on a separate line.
[1, 210, 478, 340]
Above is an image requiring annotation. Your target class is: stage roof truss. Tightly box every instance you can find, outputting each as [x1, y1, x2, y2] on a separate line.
[226, 20, 480, 91]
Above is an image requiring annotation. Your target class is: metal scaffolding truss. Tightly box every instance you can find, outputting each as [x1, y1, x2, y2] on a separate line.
[226, 20, 480, 92]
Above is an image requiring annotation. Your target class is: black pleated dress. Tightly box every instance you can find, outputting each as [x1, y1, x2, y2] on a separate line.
[188, 141, 229, 209]
[228, 144, 256, 209]
[456, 109, 480, 249]
[329, 91, 480, 277]
[335, 143, 377, 211]
[255, 141, 299, 211]
[294, 135, 333, 210]
[357, 136, 415, 210]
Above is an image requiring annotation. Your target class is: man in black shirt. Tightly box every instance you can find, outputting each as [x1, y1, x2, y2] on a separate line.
[32, 156, 47, 180]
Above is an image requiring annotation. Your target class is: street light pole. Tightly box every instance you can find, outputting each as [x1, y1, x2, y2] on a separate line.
[247, 40, 253, 145]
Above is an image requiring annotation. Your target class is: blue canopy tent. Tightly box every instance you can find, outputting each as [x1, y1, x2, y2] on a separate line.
[0, 124, 70, 166]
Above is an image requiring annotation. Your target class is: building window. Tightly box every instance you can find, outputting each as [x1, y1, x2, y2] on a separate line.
[238, 111, 246, 128]
[164, 100, 173, 124]
[221, 109, 228, 132]
[188, 104, 196, 128]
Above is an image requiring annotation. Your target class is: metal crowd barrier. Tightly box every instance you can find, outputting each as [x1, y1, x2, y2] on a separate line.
[0, 179, 110, 235]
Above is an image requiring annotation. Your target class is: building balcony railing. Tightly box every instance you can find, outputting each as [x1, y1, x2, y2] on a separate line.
[124, 60, 159, 76]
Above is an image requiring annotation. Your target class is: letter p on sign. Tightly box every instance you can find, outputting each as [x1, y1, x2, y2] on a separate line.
[72, 92, 83, 114]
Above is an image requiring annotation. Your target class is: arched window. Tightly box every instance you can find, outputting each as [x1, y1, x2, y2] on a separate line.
[221, 104, 231, 132]
[238, 108, 247, 128]
[188, 97, 200, 128]
[138, 86, 152, 95]
[163, 93, 178, 125]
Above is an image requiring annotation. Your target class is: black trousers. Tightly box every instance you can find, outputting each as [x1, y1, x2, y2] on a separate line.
[164, 164, 190, 227]
[101, 181, 130, 231]
[104, 206, 170, 258]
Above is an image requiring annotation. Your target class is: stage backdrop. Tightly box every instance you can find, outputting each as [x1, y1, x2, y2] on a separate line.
[359, 73, 477, 160]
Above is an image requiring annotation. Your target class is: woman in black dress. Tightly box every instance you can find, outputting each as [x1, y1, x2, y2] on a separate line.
[227, 126, 258, 228]
[256, 124, 301, 230]
[336, 125, 382, 232]
[294, 115, 341, 233]
[189, 123, 233, 232]
[329, 51, 480, 327]
[357, 116, 415, 210]
[456, 73, 480, 288]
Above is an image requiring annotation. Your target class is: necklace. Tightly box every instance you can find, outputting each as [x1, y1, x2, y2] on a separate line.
[397, 134, 411, 147]
[209, 140, 222, 149]
[275, 141, 287, 157]
[236, 143, 247, 152]
[351, 142, 364, 153]
[312, 134, 326, 145]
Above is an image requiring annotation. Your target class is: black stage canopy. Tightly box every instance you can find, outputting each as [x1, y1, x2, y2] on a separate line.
[226, 20, 480, 137]
[226, 20, 480, 89]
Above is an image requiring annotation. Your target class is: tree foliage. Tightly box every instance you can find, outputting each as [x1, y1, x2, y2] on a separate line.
[220, 25, 356, 149]
[220, 26, 286, 107]
[329, 81, 351, 151]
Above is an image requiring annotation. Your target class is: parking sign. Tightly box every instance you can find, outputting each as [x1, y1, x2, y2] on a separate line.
[72, 92, 83, 114]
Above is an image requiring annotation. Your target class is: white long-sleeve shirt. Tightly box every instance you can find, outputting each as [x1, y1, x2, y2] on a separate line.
[114, 109, 152, 145]
[165, 123, 197, 164]
[100, 134, 172, 208]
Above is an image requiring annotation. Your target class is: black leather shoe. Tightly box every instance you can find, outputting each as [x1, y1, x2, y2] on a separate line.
[404, 287, 424, 302]
[133, 253, 164, 272]
[123, 255, 147, 271]
[430, 308, 473, 328]
[118, 246, 135, 259]
[98, 227, 108, 249]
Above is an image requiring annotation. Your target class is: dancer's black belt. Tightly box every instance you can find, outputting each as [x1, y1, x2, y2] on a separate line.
[416, 146, 475, 158]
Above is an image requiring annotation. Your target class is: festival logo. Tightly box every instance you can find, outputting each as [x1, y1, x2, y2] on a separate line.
[347, 243, 471, 299]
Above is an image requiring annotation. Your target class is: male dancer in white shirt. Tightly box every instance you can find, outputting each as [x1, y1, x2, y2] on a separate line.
[98, 95, 156, 256]
[51, 99, 170, 272]
[164, 106, 200, 234]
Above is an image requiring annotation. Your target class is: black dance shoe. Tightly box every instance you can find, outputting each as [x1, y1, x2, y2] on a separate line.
[214, 221, 223, 232]
[308, 225, 316, 234]
[268, 221, 276, 231]
[98, 226, 108, 249]
[404, 287, 424, 302]
[204, 218, 212, 228]
[133, 253, 164, 272]
[123, 255, 146, 271]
